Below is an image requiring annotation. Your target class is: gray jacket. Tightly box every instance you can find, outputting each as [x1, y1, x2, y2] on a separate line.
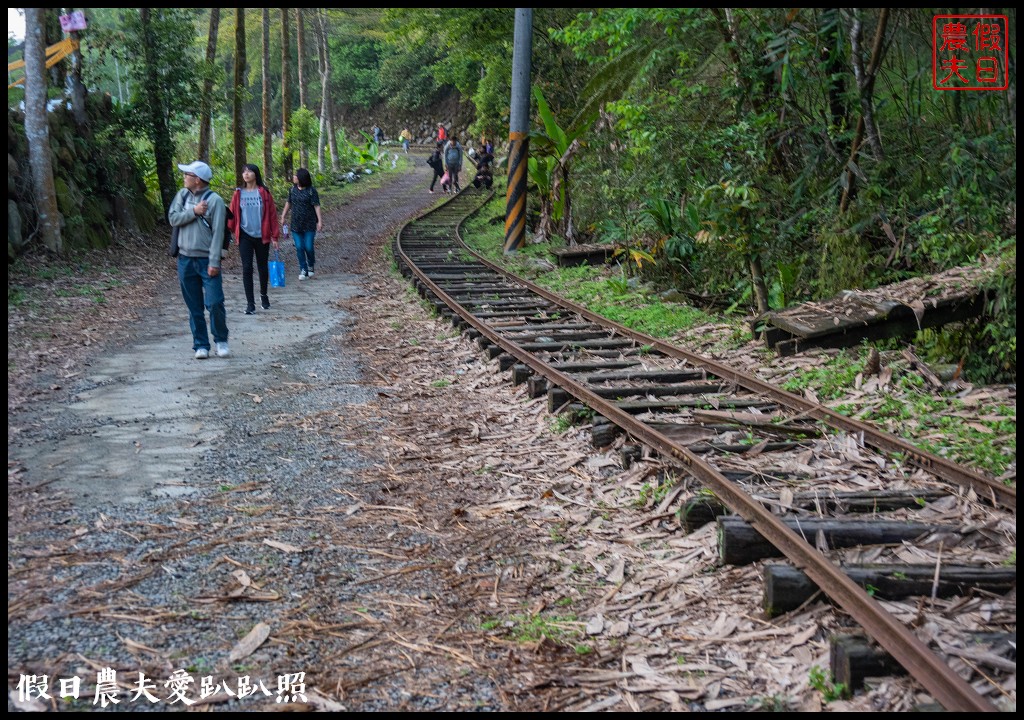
[168, 187, 226, 268]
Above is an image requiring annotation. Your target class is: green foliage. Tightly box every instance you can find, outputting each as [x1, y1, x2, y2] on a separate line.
[808, 666, 848, 702]
[329, 36, 384, 110]
[94, 9, 200, 144]
[528, 86, 592, 238]
[549, 6, 1014, 323]
[814, 226, 872, 297]
[782, 351, 865, 400]
[377, 42, 444, 113]
[905, 250, 1015, 384]
[480, 612, 581, 645]
[288, 107, 320, 160]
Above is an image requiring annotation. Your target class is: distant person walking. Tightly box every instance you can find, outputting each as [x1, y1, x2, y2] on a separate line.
[427, 141, 445, 194]
[227, 163, 281, 315]
[399, 128, 412, 154]
[372, 124, 384, 145]
[442, 132, 464, 193]
[437, 123, 447, 143]
[471, 148, 494, 190]
[279, 168, 323, 281]
[169, 160, 230, 359]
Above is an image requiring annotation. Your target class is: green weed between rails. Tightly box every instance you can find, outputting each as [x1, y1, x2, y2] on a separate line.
[550, 415, 575, 434]
[635, 472, 682, 509]
[807, 665, 848, 702]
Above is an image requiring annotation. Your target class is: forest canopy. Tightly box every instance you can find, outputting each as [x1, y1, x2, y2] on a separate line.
[8, 9, 1016, 376]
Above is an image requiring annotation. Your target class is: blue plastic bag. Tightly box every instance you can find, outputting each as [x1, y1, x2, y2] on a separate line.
[269, 249, 286, 288]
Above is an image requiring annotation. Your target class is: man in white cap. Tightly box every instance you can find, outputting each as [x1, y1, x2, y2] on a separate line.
[168, 160, 230, 359]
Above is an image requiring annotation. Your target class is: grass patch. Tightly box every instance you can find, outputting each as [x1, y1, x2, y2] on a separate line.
[781, 350, 866, 400]
[480, 612, 581, 645]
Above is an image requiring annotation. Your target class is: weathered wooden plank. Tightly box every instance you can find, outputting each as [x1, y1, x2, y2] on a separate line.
[682, 489, 947, 533]
[764, 563, 1017, 616]
[831, 633, 1015, 692]
[717, 517, 949, 565]
[551, 243, 617, 267]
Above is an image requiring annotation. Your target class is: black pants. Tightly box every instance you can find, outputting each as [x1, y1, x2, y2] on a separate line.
[238, 230, 269, 310]
[430, 170, 443, 191]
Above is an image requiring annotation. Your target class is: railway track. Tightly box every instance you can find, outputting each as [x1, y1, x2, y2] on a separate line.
[394, 189, 1016, 711]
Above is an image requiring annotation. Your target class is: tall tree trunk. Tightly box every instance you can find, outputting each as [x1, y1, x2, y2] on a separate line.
[24, 7, 63, 254]
[197, 9, 220, 163]
[233, 9, 247, 187]
[840, 9, 891, 212]
[749, 254, 769, 315]
[262, 9, 272, 183]
[315, 8, 331, 173]
[850, 9, 889, 162]
[140, 8, 177, 218]
[296, 8, 309, 168]
[281, 9, 292, 180]
[296, 9, 307, 110]
[328, 109, 339, 172]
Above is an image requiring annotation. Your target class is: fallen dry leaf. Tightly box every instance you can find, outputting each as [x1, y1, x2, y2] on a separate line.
[228, 622, 271, 662]
[263, 539, 303, 553]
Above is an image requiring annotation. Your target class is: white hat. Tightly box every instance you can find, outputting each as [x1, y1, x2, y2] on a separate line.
[177, 160, 212, 182]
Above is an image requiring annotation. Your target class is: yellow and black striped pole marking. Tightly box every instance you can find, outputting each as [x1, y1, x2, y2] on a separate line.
[503, 131, 529, 254]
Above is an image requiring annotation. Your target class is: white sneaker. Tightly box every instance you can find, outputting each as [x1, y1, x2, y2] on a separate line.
[216, 342, 231, 358]
[307, 270, 314, 278]
[195, 348, 209, 360]
[299, 269, 308, 281]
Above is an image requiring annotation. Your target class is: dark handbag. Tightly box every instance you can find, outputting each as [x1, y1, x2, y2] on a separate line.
[168, 226, 180, 257]
[269, 249, 286, 288]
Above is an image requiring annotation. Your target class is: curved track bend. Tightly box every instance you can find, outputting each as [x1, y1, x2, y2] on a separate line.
[394, 189, 1014, 712]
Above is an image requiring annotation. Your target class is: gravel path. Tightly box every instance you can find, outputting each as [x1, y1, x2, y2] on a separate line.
[8, 161, 541, 712]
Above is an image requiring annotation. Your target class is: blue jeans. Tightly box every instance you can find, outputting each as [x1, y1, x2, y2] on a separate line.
[293, 231, 316, 273]
[178, 256, 228, 350]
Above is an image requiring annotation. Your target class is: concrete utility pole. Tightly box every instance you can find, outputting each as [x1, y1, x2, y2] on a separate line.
[503, 8, 532, 254]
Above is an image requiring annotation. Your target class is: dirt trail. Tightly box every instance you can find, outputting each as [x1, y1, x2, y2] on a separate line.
[9, 160, 559, 711]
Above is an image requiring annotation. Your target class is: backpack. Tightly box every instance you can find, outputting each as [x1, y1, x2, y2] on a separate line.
[445, 144, 462, 170]
[167, 189, 233, 257]
[427, 152, 442, 171]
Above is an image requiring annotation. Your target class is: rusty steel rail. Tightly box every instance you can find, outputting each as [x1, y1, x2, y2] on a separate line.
[393, 190, 1007, 712]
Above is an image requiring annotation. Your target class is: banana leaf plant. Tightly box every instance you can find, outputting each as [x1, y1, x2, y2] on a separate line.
[529, 87, 591, 245]
[526, 154, 558, 241]
[356, 130, 386, 166]
[528, 43, 658, 245]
